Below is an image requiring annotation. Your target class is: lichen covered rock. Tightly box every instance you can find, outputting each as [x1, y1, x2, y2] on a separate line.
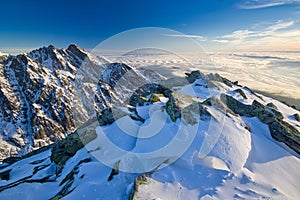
[221, 94, 300, 154]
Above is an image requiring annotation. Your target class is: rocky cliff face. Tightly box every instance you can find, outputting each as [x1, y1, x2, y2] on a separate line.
[0, 45, 109, 160]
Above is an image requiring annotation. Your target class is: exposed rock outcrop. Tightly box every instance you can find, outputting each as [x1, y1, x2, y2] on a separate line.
[221, 94, 300, 154]
[0, 44, 106, 160]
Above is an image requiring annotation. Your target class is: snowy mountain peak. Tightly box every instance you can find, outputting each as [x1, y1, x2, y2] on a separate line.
[67, 44, 88, 61]
[0, 44, 110, 161]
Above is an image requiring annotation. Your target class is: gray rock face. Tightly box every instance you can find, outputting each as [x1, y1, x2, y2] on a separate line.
[0, 45, 108, 161]
[95, 62, 151, 126]
[102, 63, 133, 88]
[220, 94, 300, 154]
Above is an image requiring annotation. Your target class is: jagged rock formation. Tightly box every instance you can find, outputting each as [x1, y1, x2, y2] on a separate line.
[220, 94, 300, 154]
[95, 62, 148, 125]
[0, 45, 107, 160]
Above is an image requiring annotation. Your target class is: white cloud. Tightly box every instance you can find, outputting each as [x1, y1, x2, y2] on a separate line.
[164, 34, 207, 41]
[218, 20, 295, 41]
[212, 39, 230, 43]
[253, 21, 295, 37]
[0, 48, 35, 55]
[266, 21, 294, 31]
[239, 2, 286, 9]
[212, 20, 299, 50]
[234, 33, 300, 51]
[239, 0, 300, 9]
[220, 30, 256, 40]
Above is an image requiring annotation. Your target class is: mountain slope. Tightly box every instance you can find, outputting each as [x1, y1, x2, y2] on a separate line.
[0, 44, 166, 162]
[0, 68, 299, 200]
[0, 45, 109, 160]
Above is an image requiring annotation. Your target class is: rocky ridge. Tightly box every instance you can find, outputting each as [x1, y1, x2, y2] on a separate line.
[0, 45, 107, 160]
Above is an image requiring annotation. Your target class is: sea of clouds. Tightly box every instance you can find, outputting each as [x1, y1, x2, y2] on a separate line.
[105, 51, 299, 107]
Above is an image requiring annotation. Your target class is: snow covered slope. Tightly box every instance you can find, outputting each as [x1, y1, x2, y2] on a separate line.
[0, 69, 299, 200]
[0, 44, 167, 161]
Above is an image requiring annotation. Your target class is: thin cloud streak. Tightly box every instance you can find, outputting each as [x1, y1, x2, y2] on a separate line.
[163, 34, 207, 41]
[266, 21, 294, 31]
[220, 30, 256, 40]
[239, 0, 300, 9]
[210, 20, 300, 51]
[218, 20, 295, 41]
[212, 39, 229, 43]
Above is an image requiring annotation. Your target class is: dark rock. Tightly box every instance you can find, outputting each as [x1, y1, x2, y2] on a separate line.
[0, 169, 12, 181]
[207, 73, 233, 87]
[67, 44, 87, 61]
[107, 161, 120, 181]
[293, 113, 300, 122]
[129, 94, 148, 107]
[266, 102, 278, 109]
[95, 80, 114, 111]
[149, 93, 164, 103]
[102, 63, 133, 88]
[234, 89, 247, 99]
[50, 132, 96, 175]
[269, 108, 284, 120]
[221, 94, 300, 154]
[166, 95, 181, 122]
[182, 102, 211, 124]
[129, 173, 152, 199]
[97, 108, 115, 126]
[204, 96, 235, 115]
[127, 83, 180, 122]
[185, 70, 205, 84]
[195, 83, 205, 87]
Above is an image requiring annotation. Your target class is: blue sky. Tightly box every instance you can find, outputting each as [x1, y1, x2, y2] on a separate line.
[1, 0, 300, 53]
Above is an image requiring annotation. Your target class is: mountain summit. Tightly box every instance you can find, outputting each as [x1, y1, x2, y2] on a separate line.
[0, 45, 107, 160]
